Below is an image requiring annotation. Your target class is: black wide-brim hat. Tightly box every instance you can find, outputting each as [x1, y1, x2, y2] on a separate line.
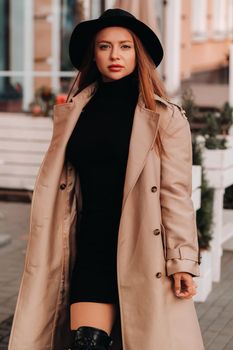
[69, 8, 164, 71]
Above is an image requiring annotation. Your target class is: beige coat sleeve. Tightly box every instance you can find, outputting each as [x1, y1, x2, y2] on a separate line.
[159, 104, 201, 277]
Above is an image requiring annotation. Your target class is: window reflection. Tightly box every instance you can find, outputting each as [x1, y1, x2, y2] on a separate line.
[0, 0, 23, 112]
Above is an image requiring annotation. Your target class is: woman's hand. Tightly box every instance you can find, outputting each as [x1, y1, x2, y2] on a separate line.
[172, 272, 198, 299]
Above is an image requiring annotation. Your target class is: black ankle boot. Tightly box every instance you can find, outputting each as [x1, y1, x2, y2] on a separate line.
[70, 326, 114, 350]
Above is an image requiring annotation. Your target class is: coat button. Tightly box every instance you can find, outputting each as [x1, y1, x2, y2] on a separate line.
[60, 183, 66, 190]
[151, 186, 157, 193]
[155, 272, 162, 278]
[153, 229, 160, 235]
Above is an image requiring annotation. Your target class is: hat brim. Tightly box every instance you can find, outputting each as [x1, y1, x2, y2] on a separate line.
[69, 15, 164, 71]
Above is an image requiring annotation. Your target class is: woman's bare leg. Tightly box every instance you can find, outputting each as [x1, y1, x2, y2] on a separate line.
[70, 302, 117, 335]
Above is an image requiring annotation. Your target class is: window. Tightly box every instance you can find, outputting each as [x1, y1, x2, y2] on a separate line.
[227, 0, 233, 38]
[191, 0, 208, 42]
[0, 0, 24, 112]
[212, 0, 228, 40]
[61, 0, 77, 71]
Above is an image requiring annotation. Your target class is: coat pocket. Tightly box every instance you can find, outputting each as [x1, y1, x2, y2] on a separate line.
[160, 223, 167, 260]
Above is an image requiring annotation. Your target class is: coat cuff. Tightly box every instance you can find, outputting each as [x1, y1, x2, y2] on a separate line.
[165, 247, 201, 277]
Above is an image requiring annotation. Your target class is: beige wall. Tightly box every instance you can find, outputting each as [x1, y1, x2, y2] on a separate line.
[190, 40, 229, 73]
[32, 0, 233, 91]
[180, 0, 232, 80]
[34, 0, 53, 90]
[180, 0, 192, 80]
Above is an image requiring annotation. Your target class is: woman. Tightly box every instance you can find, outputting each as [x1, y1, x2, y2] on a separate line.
[9, 8, 204, 350]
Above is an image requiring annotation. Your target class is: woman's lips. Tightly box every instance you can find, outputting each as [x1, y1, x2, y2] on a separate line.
[108, 65, 124, 72]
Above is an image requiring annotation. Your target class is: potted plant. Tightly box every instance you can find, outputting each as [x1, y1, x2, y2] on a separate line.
[182, 90, 233, 285]
[192, 137, 214, 302]
[29, 86, 56, 117]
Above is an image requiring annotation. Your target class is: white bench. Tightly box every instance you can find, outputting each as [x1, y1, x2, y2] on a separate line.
[0, 112, 202, 203]
[0, 113, 52, 199]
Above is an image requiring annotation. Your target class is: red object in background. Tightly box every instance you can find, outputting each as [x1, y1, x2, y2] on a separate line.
[56, 94, 68, 104]
[32, 104, 42, 116]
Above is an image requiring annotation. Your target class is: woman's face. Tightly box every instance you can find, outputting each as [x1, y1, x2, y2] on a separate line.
[94, 27, 136, 82]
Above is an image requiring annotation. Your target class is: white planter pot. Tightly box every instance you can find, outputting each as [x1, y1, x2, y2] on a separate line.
[229, 125, 233, 136]
[216, 134, 233, 149]
[193, 249, 212, 302]
[225, 136, 233, 149]
[203, 147, 233, 188]
[203, 147, 233, 169]
[222, 209, 233, 247]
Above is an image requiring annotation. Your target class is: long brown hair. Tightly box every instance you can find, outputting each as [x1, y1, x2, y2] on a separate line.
[67, 29, 168, 153]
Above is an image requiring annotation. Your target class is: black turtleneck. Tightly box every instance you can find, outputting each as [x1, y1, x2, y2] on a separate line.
[66, 72, 139, 304]
[66, 71, 139, 212]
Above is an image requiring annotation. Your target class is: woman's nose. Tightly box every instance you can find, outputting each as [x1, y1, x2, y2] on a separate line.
[110, 46, 120, 60]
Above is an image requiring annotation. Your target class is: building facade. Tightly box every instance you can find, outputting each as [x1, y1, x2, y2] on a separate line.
[0, 0, 232, 112]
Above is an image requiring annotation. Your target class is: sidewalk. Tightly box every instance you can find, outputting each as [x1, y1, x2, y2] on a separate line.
[0, 201, 233, 349]
[0, 201, 30, 349]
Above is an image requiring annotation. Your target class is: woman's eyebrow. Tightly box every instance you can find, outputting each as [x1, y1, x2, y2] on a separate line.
[96, 40, 133, 44]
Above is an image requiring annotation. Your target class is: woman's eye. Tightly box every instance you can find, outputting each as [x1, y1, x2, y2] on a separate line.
[121, 45, 131, 49]
[99, 44, 110, 50]
[98, 44, 132, 50]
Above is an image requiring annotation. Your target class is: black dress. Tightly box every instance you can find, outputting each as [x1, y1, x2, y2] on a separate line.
[65, 72, 139, 304]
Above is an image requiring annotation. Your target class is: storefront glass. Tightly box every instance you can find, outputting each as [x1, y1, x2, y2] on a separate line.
[0, 0, 24, 111]
[0, 0, 108, 112]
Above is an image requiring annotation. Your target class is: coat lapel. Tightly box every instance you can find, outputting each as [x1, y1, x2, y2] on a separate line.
[122, 95, 160, 210]
[52, 83, 97, 148]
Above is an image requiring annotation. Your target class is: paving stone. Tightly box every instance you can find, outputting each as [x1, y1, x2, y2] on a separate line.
[202, 330, 217, 345]
[207, 333, 233, 350]
[0, 234, 11, 247]
[208, 317, 231, 332]
[0, 314, 8, 324]
[223, 336, 233, 349]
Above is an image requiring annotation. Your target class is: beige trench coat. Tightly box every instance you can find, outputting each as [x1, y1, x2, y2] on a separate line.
[9, 82, 204, 350]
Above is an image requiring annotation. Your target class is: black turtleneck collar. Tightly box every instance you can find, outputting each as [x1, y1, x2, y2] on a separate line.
[96, 70, 139, 99]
